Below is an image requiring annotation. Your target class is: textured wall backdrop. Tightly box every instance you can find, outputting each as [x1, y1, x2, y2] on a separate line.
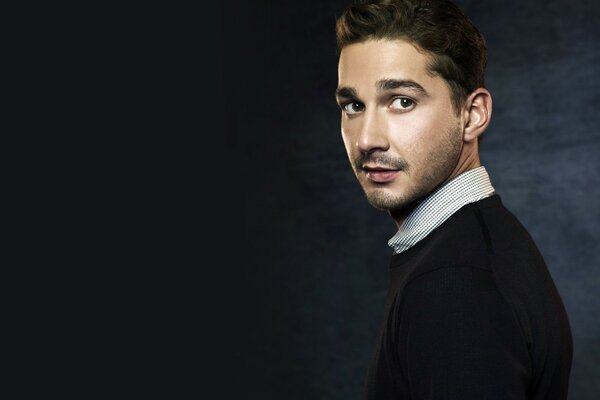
[229, 1, 600, 399]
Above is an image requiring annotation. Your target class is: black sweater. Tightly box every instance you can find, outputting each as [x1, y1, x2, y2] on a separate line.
[364, 195, 572, 400]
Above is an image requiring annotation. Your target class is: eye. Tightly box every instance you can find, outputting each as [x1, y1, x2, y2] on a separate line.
[390, 97, 415, 111]
[342, 101, 365, 114]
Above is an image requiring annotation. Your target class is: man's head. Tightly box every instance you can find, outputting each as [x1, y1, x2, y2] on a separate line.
[336, 0, 487, 115]
[335, 0, 492, 222]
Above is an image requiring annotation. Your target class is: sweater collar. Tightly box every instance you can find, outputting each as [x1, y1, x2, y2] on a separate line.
[388, 166, 495, 254]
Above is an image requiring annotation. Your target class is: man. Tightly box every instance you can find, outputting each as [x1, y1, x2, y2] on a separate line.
[334, 1, 573, 399]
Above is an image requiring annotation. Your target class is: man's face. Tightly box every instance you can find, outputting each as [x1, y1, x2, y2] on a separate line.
[336, 39, 465, 214]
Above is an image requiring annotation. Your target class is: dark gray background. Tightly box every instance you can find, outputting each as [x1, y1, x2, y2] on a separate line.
[228, 1, 600, 398]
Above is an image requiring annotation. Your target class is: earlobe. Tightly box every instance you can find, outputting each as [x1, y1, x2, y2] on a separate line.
[464, 88, 492, 143]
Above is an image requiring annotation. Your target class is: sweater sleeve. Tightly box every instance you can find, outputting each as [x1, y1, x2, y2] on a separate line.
[398, 266, 531, 400]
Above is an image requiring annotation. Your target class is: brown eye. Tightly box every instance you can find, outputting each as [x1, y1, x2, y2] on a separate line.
[343, 101, 365, 114]
[390, 97, 415, 110]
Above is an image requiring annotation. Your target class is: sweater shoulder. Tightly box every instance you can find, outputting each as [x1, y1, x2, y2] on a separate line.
[392, 195, 542, 280]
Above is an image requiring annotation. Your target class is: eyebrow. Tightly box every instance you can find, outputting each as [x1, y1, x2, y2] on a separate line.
[335, 86, 358, 100]
[335, 78, 429, 101]
[377, 79, 428, 95]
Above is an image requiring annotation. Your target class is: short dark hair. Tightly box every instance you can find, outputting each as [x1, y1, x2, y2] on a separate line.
[336, 0, 487, 114]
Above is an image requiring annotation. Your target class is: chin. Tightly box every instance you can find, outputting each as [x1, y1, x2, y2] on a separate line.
[364, 188, 408, 211]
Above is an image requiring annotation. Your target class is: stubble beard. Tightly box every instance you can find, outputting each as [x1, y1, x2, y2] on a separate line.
[355, 125, 463, 213]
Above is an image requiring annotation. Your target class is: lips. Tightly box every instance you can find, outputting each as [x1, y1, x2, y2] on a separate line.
[363, 166, 400, 183]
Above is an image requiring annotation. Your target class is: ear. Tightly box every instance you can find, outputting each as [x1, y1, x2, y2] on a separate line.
[462, 88, 492, 143]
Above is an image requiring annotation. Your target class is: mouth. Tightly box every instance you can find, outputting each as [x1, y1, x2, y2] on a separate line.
[362, 165, 400, 183]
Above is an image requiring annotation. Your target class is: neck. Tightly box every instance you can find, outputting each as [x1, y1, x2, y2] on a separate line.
[447, 145, 481, 183]
[389, 145, 481, 228]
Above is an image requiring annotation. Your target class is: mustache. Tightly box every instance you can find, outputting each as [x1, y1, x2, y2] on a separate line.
[353, 153, 409, 171]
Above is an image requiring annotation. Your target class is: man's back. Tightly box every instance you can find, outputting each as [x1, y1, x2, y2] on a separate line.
[365, 195, 573, 399]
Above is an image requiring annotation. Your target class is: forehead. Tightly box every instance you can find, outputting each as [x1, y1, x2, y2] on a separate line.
[337, 39, 438, 92]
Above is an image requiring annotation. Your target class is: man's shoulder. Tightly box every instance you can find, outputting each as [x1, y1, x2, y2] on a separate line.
[400, 196, 502, 270]
[398, 194, 543, 280]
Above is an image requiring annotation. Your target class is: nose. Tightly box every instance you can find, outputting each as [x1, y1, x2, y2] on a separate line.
[356, 110, 389, 154]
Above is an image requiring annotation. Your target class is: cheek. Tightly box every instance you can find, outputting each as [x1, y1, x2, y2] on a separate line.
[394, 106, 455, 136]
[341, 125, 355, 152]
[341, 136, 355, 165]
[386, 117, 424, 153]
[387, 113, 456, 163]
